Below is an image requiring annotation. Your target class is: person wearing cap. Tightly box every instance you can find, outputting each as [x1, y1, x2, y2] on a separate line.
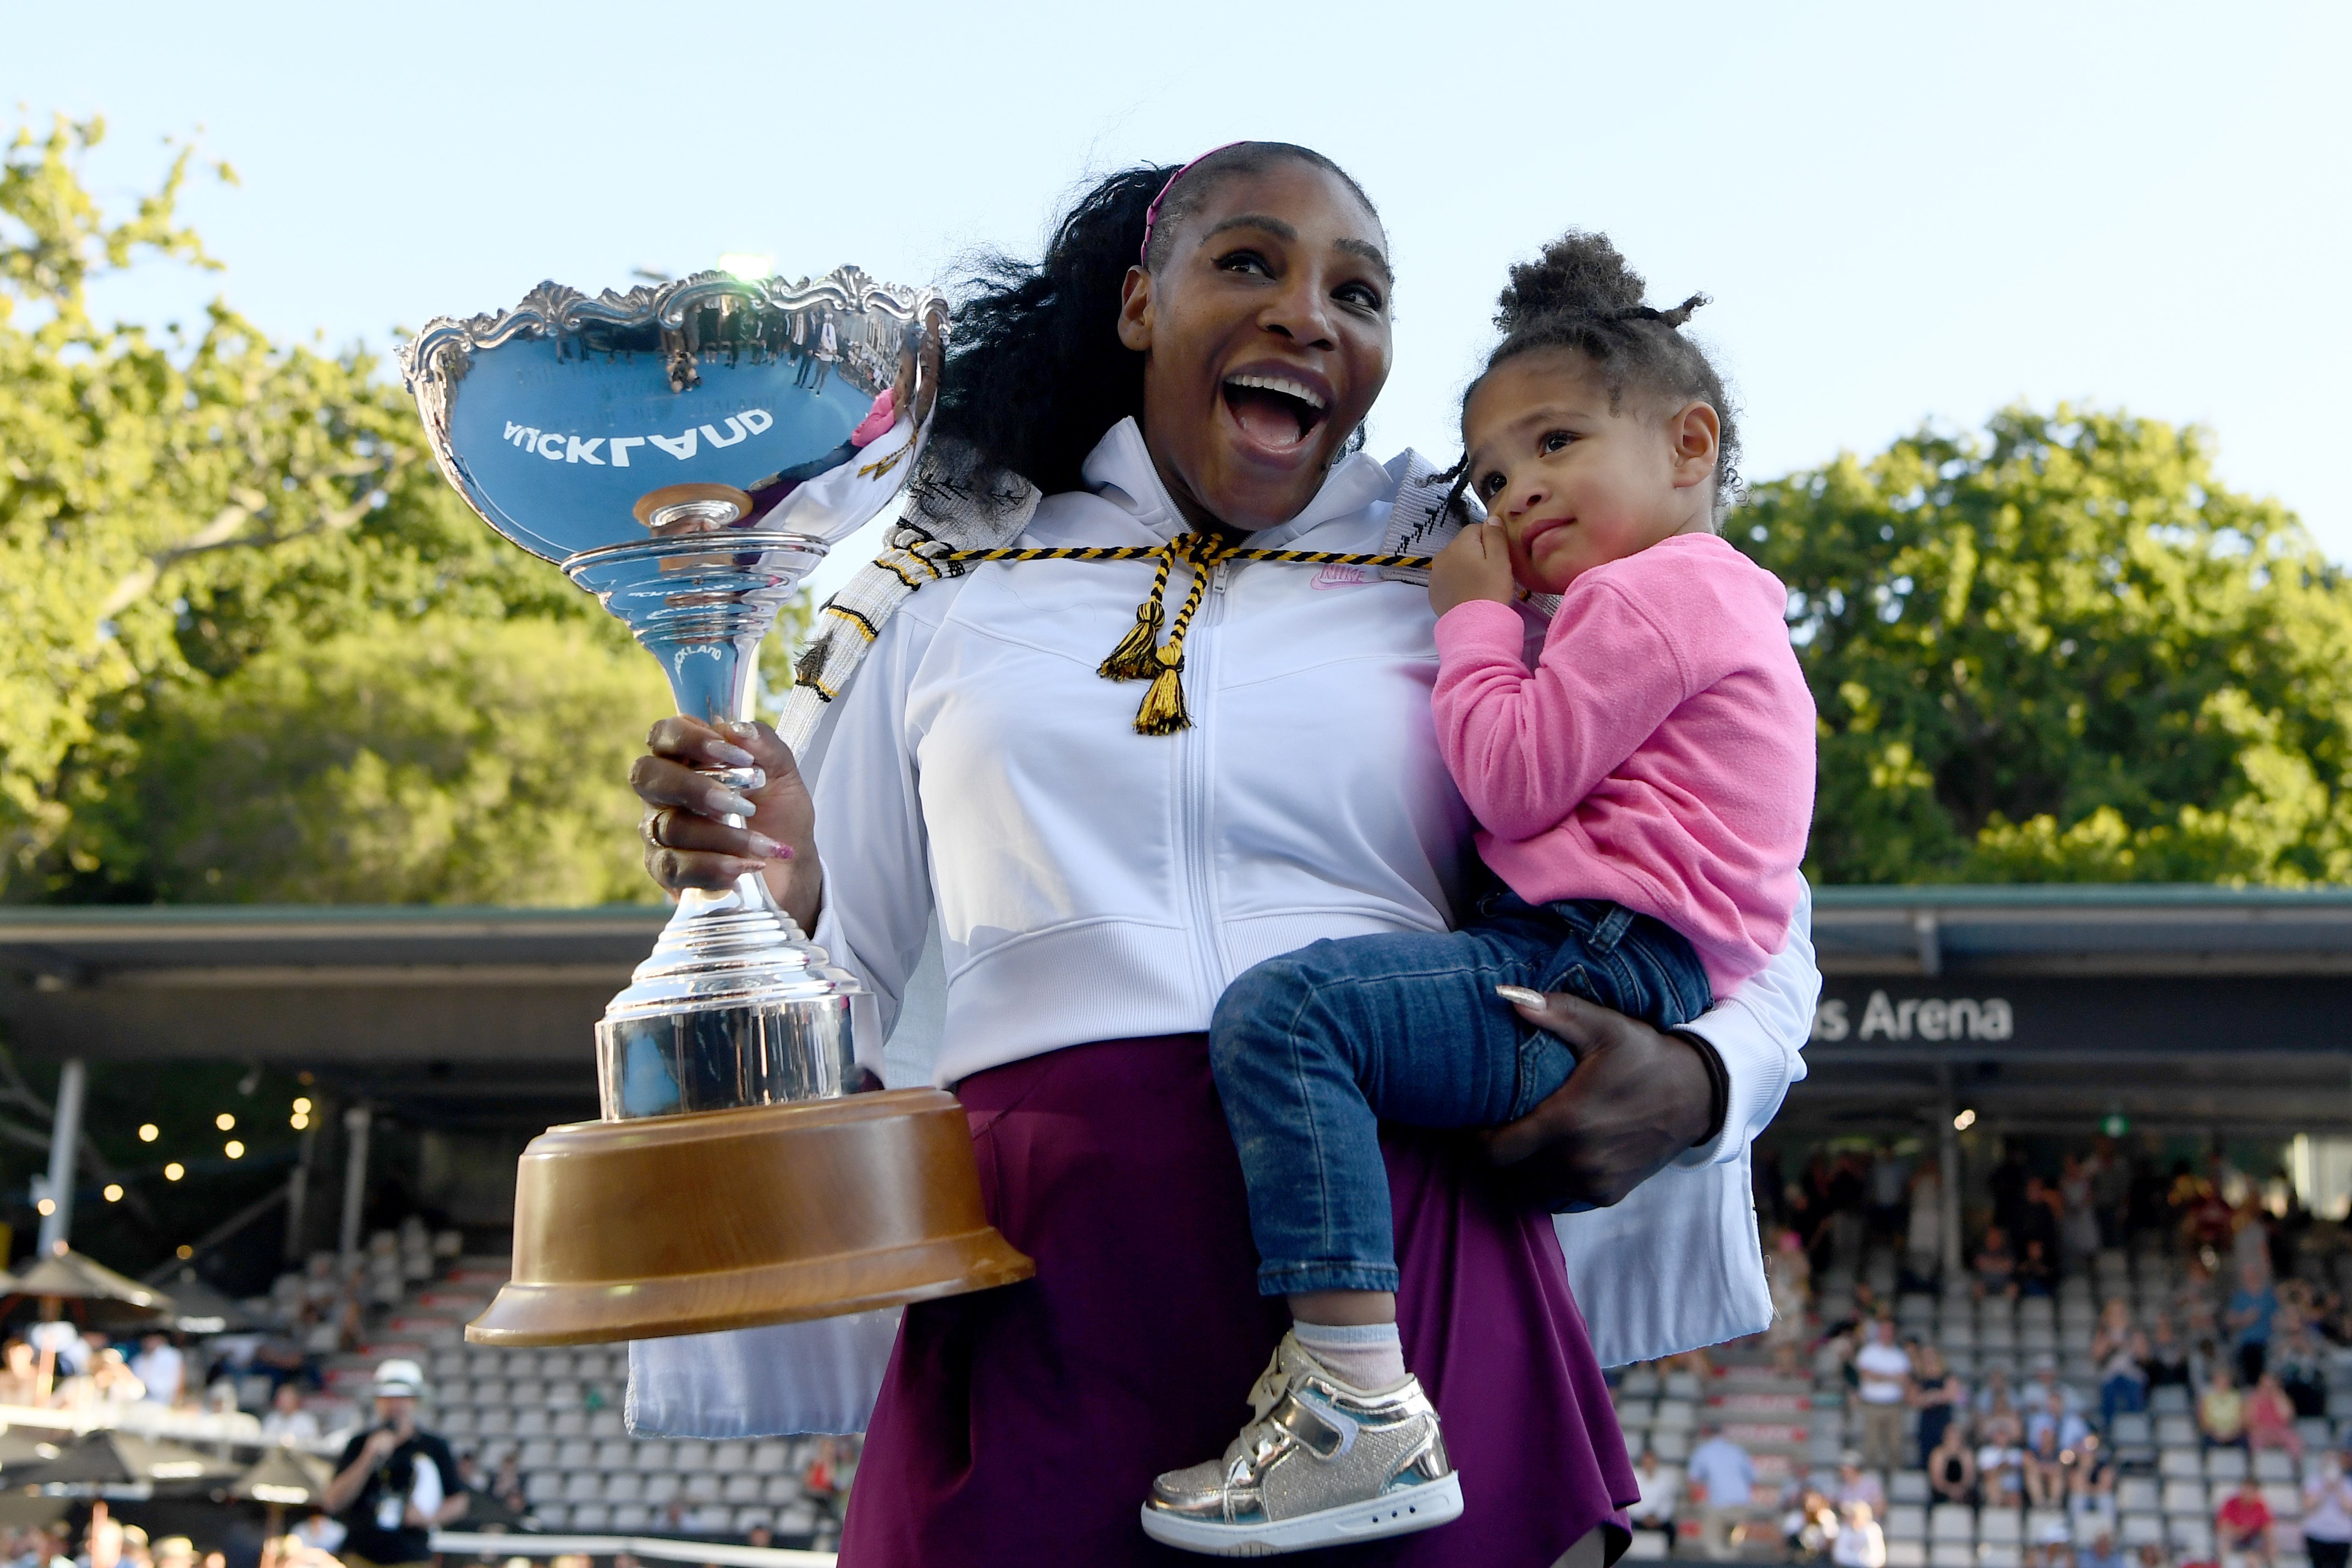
[321, 1359, 464, 1568]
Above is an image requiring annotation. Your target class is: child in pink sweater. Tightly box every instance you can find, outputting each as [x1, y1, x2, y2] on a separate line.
[1147, 232, 1813, 1556]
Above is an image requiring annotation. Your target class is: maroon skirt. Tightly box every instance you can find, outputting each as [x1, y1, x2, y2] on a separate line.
[838, 1035, 1636, 1567]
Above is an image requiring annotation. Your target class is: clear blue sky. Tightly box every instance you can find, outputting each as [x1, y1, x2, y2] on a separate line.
[12, 1, 2349, 563]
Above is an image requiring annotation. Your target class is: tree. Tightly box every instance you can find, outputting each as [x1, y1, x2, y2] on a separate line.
[1738, 405, 2352, 884]
[1, 116, 704, 904]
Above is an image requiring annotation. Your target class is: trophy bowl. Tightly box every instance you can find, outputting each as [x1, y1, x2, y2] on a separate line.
[400, 268, 1031, 1345]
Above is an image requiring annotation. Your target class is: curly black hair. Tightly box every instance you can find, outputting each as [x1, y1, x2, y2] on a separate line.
[1455, 229, 1741, 516]
[928, 144, 1381, 499]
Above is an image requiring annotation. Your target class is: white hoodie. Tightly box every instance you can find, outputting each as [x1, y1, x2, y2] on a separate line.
[627, 420, 1815, 1435]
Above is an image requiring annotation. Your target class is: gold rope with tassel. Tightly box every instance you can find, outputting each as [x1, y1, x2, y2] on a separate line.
[917, 536, 1438, 735]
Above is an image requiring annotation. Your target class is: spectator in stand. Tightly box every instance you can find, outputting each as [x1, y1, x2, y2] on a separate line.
[2019, 1237, 2059, 1298]
[2015, 1177, 2063, 1270]
[2028, 1361, 2088, 1421]
[2302, 1447, 2352, 1568]
[1829, 1501, 1886, 1568]
[1837, 1453, 1887, 1513]
[1905, 1167, 1945, 1293]
[1867, 1147, 1910, 1245]
[2079, 1529, 2124, 1568]
[1785, 1489, 1838, 1563]
[2143, 1317, 2192, 1392]
[2199, 1365, 2247, 1450]
[490, 1453, 524, 1516]
[2213, 1474, 2275, 1568]
[2027, 1388, 2091, 1454]
[2230, 1197, 2272, 1286]
[2227, 1262, 2279, 1386]
[260, 1384, 321, 1446]
[1626, 1448, 1682, 1544]
[1767, 1229, 1814, 1378]
[2093, 1301, 2147, 1423]
[2060, 1155, 2104, 1278]
[1688, 1424, 1756, 1505]
[1976, 1228, 2020, 1301]
[2273, 1316, 2330, 1419]
[83, 1348, 145, 1406]
[2134, 1543, 2172, 1568]
[2068, 1433, 2118, 1528]
[1976, 1367, 2018, 1417]
[2242, 1374, 2300, 1458]
[127, 1333, 183, 1406]
[1981, 1390, 2026, 1449]
[0, 1341, 39, 1407]
[1854, 1318, 1913, 1471]
[1911, 1344, 1961, 1470]
[2021, 1427, 2069, 1509]
[2030, 1517, 2078, 1568]
[1980, 1429, 2026, 1507]
[1928, 1422, 1978, 1505]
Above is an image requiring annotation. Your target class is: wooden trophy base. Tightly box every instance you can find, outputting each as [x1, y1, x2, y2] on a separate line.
[467, 1088, 1034, 1346]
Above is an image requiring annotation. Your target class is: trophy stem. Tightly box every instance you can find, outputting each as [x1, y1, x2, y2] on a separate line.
[560, 531, 876, 1122]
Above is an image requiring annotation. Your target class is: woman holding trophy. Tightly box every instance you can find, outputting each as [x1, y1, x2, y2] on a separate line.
[627, 143, 1817, 1565]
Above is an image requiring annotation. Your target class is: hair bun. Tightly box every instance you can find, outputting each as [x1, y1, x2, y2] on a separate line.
[1494, 230, 1646, 333]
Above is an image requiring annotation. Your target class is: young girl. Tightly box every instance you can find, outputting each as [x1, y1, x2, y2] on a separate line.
[1143, 231, 1815, 1555]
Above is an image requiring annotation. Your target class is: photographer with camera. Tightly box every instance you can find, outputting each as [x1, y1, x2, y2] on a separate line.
[320, 1360, 465, 1568]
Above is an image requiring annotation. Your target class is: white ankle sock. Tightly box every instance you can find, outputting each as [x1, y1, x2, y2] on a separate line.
[1292, 1319, 1408, 1391]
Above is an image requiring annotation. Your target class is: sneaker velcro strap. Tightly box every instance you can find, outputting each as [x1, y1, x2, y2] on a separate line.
[1270, 1390, 1359, 1460]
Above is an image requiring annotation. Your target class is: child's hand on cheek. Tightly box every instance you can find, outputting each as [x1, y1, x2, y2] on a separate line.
[1428, 522, 1518, 617]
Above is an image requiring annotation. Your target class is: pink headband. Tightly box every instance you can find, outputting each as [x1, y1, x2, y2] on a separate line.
[1139, 143, 1246, 266]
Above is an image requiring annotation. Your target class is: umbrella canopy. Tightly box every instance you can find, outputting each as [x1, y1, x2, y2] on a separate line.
[160, 1270, 260, 1334]
[230, 1445, 333, 1506]
[4, 1430, 239, 1490]
[9, 1251, 173, 1312]
[0, 1431, 64, 1471]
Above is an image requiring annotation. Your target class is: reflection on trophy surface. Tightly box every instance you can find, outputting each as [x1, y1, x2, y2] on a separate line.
[399, 267, 1029, 1346]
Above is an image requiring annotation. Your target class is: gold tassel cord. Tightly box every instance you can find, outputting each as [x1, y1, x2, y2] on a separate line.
[1097, 548, 1176, 681]
[890, 537, 1441, 736]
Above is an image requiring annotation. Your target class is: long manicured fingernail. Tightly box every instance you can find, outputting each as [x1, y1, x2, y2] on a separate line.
[743, 832, 782, 860]
[1496, 986, 1546, 1008]
[715, 791, 758, 817]
[709, 742, 756, 768]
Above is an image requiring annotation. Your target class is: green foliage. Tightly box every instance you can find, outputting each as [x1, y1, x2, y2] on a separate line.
[1739, 405, 2352, 884]
[0, 115, 704, 904]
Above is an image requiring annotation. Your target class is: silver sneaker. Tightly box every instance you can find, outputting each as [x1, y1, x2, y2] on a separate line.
[1141, 1331, 1463, 1556]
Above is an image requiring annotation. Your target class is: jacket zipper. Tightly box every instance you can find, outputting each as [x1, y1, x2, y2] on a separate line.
[1178, 559, 1234, 1004]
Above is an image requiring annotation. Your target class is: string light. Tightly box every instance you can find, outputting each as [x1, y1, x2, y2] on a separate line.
[290, 1112, 310, 1131]
[224, 1141, 245, 1159]
[164, 1163, 185, 1181]
[1954, 1108, 1978, 1131]
[34, 1198, 53, 1217]
[138, 1124, 159, 1142]
[176, 1245, 193, 1259]
[102, 1184, 124, 1203]
[292, 1097, 312, 1115]
[216, 1113, 236, 1131]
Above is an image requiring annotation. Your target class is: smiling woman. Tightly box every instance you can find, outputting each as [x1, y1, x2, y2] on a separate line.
[624, 143, 1820, 1567]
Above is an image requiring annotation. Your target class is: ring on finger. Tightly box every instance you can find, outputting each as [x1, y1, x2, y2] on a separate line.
[640, 808, 670, 849]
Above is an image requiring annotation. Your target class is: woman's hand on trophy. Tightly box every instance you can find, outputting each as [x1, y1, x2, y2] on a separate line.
[1475, 989, 1719, 1211]
[631, 717, 823, 929]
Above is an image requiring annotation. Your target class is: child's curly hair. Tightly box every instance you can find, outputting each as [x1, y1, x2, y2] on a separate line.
[1450, 229, 1741, 519]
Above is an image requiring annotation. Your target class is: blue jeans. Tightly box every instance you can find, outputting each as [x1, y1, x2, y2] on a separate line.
[1208, 892, 1713, 1296]
[2101, 1374, 2146, 1428]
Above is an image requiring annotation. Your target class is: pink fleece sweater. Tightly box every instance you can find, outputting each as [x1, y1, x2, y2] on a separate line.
[1431, 532, 1816, 994]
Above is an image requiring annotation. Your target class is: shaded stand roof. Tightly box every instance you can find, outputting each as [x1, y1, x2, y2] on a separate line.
[3, 890, 2351, 1137]
[0, 905, 663, 1127]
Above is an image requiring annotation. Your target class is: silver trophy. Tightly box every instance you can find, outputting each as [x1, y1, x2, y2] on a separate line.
[402, 269, 1028, 1345]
